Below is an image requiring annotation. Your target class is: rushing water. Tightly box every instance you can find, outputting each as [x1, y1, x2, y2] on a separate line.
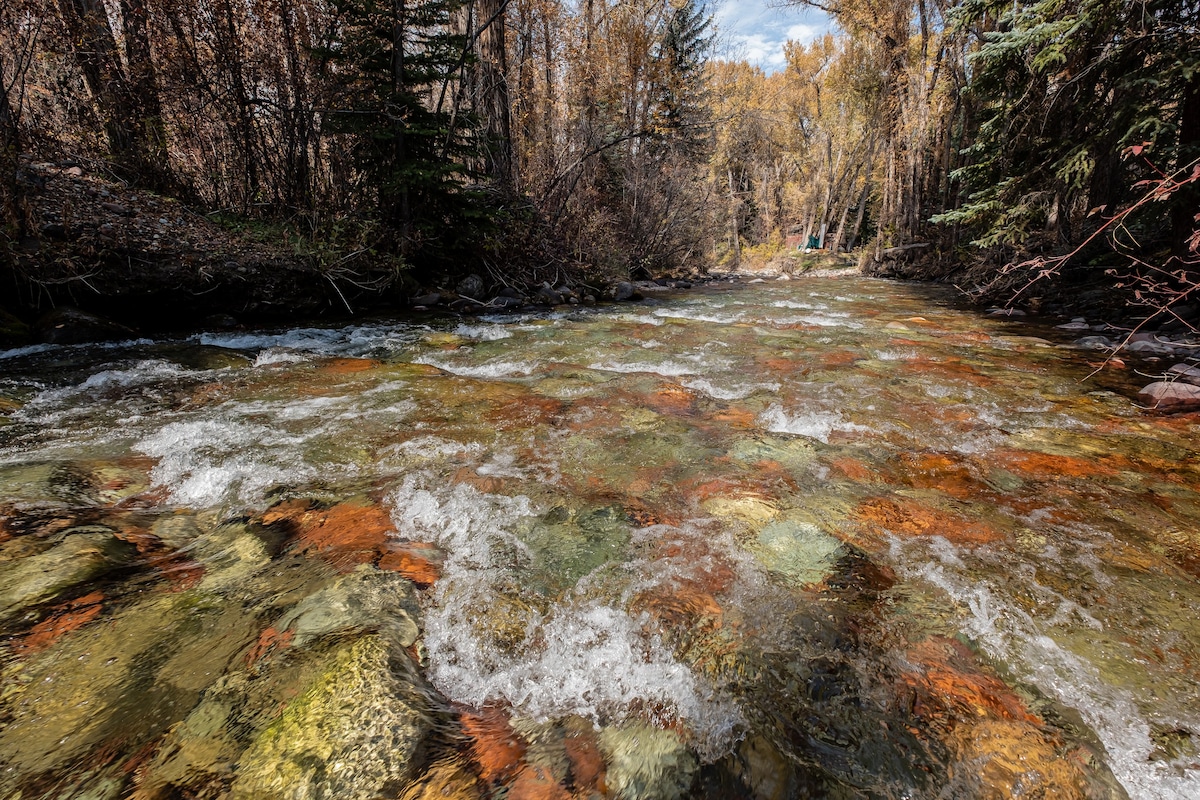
[1, 277, 1199, 799]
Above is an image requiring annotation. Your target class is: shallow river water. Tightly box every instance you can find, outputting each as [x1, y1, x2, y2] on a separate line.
[2, 277, 1199, 799]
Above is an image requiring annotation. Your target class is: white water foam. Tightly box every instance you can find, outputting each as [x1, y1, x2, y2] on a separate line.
[653, 308, 745, 324]
[758, 404, 868, 443]
[136, 418, 320, 507]
[682, 378, 781, 401]
[874, 348, 919, 361]
[587, 360, 699, 377]
[387, 475, 741, 753]
[778, 314, 864, 329]
[893, 536, 1200, 800]
[453, 323, 512, 341]
[413, 356, 540, 379]
[198, 323, 417, 359]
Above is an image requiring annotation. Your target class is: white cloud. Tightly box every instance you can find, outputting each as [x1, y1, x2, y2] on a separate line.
[711, 1, 830, 72]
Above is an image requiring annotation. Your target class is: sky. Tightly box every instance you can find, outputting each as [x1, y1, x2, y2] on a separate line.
[710, 1, 832, 73]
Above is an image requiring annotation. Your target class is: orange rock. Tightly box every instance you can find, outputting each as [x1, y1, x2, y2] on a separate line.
[646, 384, 698, 416]
[635, 583, 723, 628]
[245, 626, 294, 666]
[564, 728, 606, 794]
[485, 395, 565, 429]
[897, 452, 990, 500]
[760, 357, 801, 374]
[14, 591, 105, 655]
[829, 456, 876, 482]
[708, 406, 757, 428]
[379, 542, 443, 588]
[263, 499, 395, 571]
[991, 450, 1118, 480]
[453, 467, 506, 495]
[904, 638, 1040, 725]
[506, 764, 571, 800]
[853, 497, 1003, 545]
[461, 706, 526, 784]
[951, 719, 1088, 800]
[319, 357, 380, 375]
[820, 350, 861, 368]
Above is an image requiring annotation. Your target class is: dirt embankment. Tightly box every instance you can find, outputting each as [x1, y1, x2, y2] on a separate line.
[2, 163, 406, 343]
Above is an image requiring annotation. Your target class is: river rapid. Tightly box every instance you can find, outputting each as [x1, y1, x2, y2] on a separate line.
[1, 277, 1199, 799]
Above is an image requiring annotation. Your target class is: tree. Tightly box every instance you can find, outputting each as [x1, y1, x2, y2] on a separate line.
[319, 0, 490, 255]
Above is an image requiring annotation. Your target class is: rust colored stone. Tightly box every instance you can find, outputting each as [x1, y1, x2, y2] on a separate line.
[484, 394, 565, 429]
[820, 350, 861, 368]
[830, 457, 877, 482]
[904, 638, 1041, 725]
[854, 497, 1003, 545]
[991, 450, 1118, 480]
[646, 384, 698, 416]
[245, 626, 294, 666]
[378, 542, 443, 588]
[14, 591, 105, 655]
[708, 406, 757, 428]
[453, 467, 506, 495]
[263, 498, 395, 571]
[461, 706, 526, 784]
[506, 764, 571, 800]
[563, 728, 606, 795]
[897, 452, 990, 500]
[319, 357, 381, 375]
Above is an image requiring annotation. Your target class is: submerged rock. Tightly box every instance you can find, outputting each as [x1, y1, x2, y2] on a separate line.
[0, 529, 135, 624]
[752, 518, 843, 587]
[598, 723, 697, 800]
[231, 634, 431, 799]
[274, 565, 421, 648]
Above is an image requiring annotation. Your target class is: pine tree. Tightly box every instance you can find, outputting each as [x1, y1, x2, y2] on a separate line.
[319, 0, 492, 258]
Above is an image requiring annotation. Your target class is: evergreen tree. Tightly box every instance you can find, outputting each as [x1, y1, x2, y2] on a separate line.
[319, 0, 492, 259]
[933, 0, 1200, 258]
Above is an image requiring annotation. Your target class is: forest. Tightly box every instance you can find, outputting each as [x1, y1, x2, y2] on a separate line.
[0, 0, 1198, 326]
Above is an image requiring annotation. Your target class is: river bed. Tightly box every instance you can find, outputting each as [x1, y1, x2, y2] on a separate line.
[1, 277, 1198, 799]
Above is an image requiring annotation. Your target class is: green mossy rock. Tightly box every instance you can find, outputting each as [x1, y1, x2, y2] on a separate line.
[232, 635, 431, 799]
[0, 529, 135, 624]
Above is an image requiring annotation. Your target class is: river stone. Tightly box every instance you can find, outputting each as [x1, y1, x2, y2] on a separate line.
[536, 285, 564, 305]
[0, 308, 31, 347]
[1166, 363, 1200, 386]
[0, 587, 262, 782]
[1074, 335, 1114, 350]
[274, 565, 421, 648]
[752, 519, 843, 586]
[0, 529, 135, 624]
[1138, 381, 1200, 411]
[457, 274, 485, 299]
[612, 281, 637, 302]
[231, 634, 430, 800]
[0, 461, 61, 504]
[412, 292, 441, 308]
[35, 306, 136, 345]
[598, 723, 698, 800]
[194, 521, 273, 592]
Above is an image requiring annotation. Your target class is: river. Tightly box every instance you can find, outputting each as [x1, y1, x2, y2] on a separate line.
[1, 276, 1198, 799]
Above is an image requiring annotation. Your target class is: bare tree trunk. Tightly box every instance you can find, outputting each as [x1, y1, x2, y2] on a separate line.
[392, 0, 410, 239]
[469, 0, 514, 190]
[56, 0, 139, 171]
[728, 166, 740, 265]
[0, 49, 23, 245]
[215, 0, 259, 207]
[117, 0, 172, 189]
